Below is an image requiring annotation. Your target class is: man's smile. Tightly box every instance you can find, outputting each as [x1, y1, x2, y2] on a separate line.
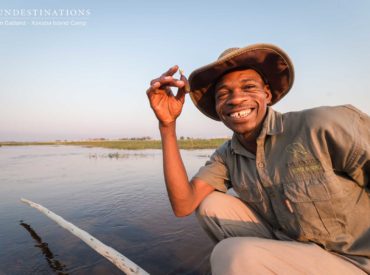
[228, 108, 253, 119]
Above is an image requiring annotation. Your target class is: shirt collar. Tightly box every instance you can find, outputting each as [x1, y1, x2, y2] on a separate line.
[264, 107, 284, 136]
[230, 107, 283, 158]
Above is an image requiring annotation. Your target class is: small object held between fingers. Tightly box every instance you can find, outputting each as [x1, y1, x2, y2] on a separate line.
[179, 68, 190, 93]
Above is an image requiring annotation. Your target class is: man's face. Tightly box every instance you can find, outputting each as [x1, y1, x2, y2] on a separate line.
[214, 69, 272, 137]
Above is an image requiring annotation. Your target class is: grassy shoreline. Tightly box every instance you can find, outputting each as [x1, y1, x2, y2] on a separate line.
[0, 138, 229, 150]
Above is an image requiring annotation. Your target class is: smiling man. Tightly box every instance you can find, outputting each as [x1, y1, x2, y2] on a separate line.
[214, 69, 271, 154]
[146, 44, 369, 274]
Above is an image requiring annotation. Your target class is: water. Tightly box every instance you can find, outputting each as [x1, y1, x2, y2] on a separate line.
[0, 146, 214, 274]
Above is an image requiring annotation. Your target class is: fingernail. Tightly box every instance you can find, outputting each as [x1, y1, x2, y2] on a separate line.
[164, 76, 172, 80]
[179, 68, 184, 75]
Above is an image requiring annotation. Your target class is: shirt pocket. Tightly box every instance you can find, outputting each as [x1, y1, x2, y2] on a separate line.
[282, 172, 350, 240]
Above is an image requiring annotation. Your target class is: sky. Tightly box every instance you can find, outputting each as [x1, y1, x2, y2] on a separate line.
[0, 0, 369, 141]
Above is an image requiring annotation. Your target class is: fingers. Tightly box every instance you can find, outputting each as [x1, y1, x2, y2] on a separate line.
[148, 75, 184, 95]
[147, 66, 188, 99]
[146, 80, 181, 98]
[175, 70, 190, 102]
[159, 76, 184, 88]
[179, 70, 190, 93]
[150, 65, 181, 85]
[161, 65, 179, 77]
[175, 85, 186, 102]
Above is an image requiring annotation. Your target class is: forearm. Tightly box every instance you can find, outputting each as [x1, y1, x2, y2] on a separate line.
[147, 66, 210, 215]
[159, 122, 196, 216]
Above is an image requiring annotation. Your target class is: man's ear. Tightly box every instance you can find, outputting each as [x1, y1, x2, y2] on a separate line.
[264, 85, 272, 104]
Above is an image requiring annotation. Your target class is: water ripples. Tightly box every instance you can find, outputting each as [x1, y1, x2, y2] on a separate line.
[0, 146, 214, 274]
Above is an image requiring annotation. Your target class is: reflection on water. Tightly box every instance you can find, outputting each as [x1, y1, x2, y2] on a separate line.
[88, 152, 211, 160]
[0, 146, 214, 274]
[20, 221, 68, 275]
[88, 152, 152, 159]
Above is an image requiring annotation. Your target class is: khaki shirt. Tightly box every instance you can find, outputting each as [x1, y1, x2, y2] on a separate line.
[193, 105, 370, 273]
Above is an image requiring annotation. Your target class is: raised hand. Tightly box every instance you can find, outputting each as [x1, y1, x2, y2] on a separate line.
[146, 65, 189, 126]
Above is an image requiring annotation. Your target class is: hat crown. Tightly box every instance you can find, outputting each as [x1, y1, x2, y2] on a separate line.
[218, 47, 240, 59]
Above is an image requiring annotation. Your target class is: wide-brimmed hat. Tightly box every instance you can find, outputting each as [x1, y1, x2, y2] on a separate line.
[188, 43, 294, 121]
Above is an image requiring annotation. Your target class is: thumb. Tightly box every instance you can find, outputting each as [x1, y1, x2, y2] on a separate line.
[179, 69, 190, 93]
[175, 70, 190, 102]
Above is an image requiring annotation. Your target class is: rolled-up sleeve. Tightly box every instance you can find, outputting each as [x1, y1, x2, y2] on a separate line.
[192, 145, 231, 192]
[326, 105, 369, 189]
[345, 106, 370, 189]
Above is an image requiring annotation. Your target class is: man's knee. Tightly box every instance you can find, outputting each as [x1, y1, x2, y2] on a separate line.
[196, 191, 246, 219]
[196, 191, 239, 242]
[211, 237, 368, 275]
[211, 237, 263, 275]
[196, 192, 274, 242]
[196, 191, 225, 218]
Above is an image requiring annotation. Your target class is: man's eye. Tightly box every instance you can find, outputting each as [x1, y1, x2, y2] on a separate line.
[216, 91, 228, 99]
[243, 85, 256, 90]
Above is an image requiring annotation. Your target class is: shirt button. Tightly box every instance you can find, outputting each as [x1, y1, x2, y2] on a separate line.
[258, 162, 265, 168]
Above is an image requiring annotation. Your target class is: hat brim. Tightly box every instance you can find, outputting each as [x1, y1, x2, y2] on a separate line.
[188, 43, 294, 121]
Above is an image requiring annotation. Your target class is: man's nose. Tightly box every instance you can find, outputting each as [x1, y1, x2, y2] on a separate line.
[226, 88, 247, 105]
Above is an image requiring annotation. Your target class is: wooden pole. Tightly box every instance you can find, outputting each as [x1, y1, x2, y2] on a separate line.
[21, 198, 149, 275]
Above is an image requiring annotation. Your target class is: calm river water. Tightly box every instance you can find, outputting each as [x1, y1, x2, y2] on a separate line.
[0, 145, 215, 274]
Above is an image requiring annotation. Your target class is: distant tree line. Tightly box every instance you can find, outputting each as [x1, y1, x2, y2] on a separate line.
[54, 136, 204, 142]
[119, 136, 152, 141]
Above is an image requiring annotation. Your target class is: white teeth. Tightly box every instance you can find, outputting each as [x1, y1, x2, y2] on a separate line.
[230, 109, 252, 118]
